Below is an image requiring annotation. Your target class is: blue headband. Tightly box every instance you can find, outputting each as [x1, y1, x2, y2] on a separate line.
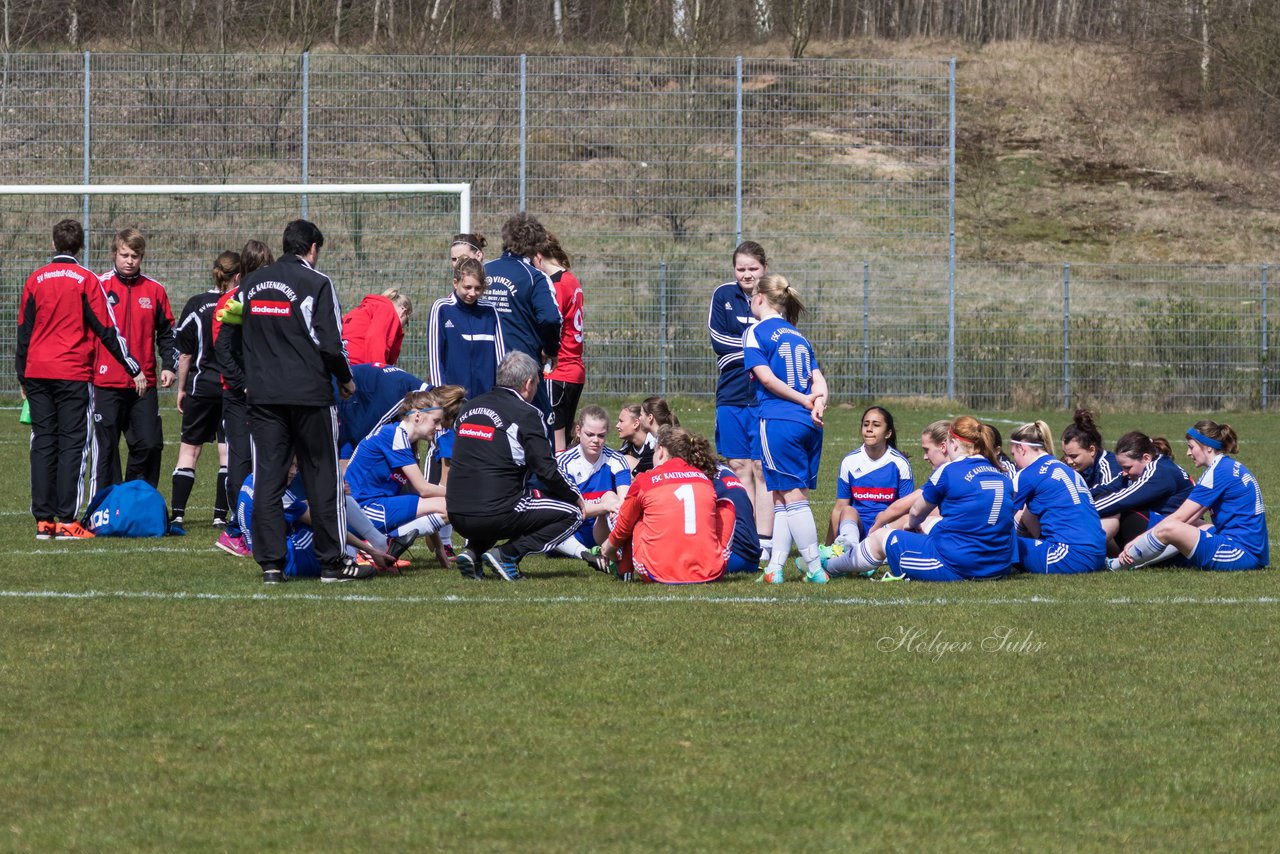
[1187, 427, 1223, 450]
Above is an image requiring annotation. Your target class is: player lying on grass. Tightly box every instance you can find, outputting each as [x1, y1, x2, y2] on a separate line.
[599, 426, 735, 584]
[1008, 420, 1107, 574]
[1112, 420, 1269, 572]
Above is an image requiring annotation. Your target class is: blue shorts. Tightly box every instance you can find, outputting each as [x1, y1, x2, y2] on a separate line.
[759, 418, 821, 492]
[726, 551, 758, 574]
[1017, 538, 1105, 574]
[358, 493, 421, 535]
[885, 530, 1013, 582]
[572, 522, 599, 550]
[284, 526, 322, 578]
[1187, 527, 1266, 571]
[715, 405, 760, 460]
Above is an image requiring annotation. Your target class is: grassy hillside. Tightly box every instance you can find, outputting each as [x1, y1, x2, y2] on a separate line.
[798, 37, 1280, 263]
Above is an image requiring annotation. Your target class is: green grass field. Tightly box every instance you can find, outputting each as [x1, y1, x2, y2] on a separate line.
[2, 401, 1278, 851]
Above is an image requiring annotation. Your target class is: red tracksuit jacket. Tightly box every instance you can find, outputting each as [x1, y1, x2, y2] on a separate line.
[93, 270, 176, 389]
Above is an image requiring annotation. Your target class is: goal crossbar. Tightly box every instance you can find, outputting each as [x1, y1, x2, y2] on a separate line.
[0, 183, 472, 232]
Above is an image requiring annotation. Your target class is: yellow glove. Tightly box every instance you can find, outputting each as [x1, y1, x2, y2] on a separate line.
[216, 298, 243, 325]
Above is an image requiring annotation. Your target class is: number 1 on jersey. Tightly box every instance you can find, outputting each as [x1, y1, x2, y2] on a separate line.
[674, 483, 698, 535]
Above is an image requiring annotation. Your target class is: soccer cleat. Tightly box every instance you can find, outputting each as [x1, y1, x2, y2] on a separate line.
[168, 518, 187, 536]
[455, 549, 484, 581]
[878, 570, 907, 583]
[819, 543, 843, 568]
[55, 521, 94, 540]
[804, 568, 830, 584]
[36, 520, 57, 540]
[586, 546, 617, 575]
[262, 568, 287, 584]
[211, 515, 228, 528]
[320, 556, 376, 583]
[215, 531, 251, 558]
[386, 530, 419, 561]
[481, 548, 524, 582]
[756, 567, 784, 584]
[1105, 557, 1124, 571]
[440, 542, 458, 563]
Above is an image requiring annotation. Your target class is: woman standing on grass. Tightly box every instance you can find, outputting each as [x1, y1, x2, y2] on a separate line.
[708, 241, 772, 562]
[744, 274, 829, 585]
[1008, 420, 1106, 574]
[832, 415, 1017, 583]
[1060, 409, 1123, 500]
[532, 232, 586, 453]
[1114, 420, 1268, 571]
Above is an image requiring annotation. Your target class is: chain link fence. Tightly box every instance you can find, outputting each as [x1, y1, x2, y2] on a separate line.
[0, 52, 1272, 410]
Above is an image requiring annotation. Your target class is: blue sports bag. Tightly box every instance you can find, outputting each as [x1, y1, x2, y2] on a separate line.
[82, 481, 171, 538]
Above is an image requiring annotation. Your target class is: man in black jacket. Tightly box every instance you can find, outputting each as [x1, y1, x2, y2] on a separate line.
[228, 219, 373, 584]
[447, 352, 584, 581]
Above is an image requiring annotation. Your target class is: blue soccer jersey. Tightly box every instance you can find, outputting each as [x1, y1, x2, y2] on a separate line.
[237, 472, 309, 553]
[1013, 455, 1106, 555]
[1188, 455, 1269, 566]
[742, 316, 821, 424]
[1079, 449, 1123, 499]
[1093, 455, 1192, 517]
[427, 294, 505, 400]
[921, 455, 1018, 575]
[337, 362, 427, 455]
[714, 464, 762, 564]
[836, 446, 915, 533]
[345, 422, 418, 503]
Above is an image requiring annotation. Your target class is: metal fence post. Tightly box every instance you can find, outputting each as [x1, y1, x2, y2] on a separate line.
[519, 54, 527, 213]
[659, 261, 669, 397]
[735, 56, 743, 245]
[862, 262, 870, 398]
[1062, 263, 1071, 409]
[82, 51, 91, 263]
[946, 57, 957, 400]
[1263, 264, 1270, 409]
[301, 51, 309, 218]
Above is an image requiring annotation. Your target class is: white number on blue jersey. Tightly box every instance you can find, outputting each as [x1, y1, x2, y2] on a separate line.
[777, 341, 813, 391]
[980, 479, 1005, 525]
[1050, 467, 1085, 505]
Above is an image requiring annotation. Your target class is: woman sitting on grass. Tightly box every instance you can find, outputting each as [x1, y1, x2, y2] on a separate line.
[1113, 420, 1268, 572]
[343, 389, 451, 559]
[826, 415, 1017, 582]
[1060, 409, 1123, 500]
[1008, 420, 1107, 574]
[600, 426, 735, 584]
[1093, 431, 1193, 555]
[826, 405, 914, 551]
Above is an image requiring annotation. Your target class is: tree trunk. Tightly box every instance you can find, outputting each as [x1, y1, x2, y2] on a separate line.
[491, 0, 501, 21]
[552, 0, 563, 39]
[334, 0, 342, 44]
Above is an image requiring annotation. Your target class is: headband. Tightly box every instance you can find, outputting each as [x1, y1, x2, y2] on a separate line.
[409, 406, 442, 415]
[1009, 439, 1044, 448]
[949, 429, 972, 443]
[451, 239, 480, 251]
[1186, 427, 1223, 450]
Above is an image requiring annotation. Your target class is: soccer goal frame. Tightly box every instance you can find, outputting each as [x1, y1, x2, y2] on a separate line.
[0, 182, 472, 234]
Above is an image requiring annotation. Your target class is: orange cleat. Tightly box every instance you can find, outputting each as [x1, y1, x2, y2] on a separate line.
[55, 521, 95, 540]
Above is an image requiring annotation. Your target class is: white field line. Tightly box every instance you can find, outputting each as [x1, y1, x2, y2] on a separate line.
[0, 589, 1278, 607]
[3, 547, 217, 555]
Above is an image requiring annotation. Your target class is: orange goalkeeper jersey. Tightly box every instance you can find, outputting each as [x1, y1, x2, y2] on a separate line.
[610, 457, 733, 584]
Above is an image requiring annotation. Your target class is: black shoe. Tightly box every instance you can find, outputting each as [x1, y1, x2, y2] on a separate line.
[455, 549, 484, 581]
[262, 568, 287, 584]
[321, 556, 376, 583]
[387, 530, 419, 560]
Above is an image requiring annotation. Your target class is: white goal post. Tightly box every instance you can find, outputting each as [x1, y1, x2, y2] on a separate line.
[0, 182, 472, 234]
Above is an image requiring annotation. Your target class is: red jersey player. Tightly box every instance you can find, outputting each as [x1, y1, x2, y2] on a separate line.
[533, 233, 585, 453]
[601, 426, 735, 584]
